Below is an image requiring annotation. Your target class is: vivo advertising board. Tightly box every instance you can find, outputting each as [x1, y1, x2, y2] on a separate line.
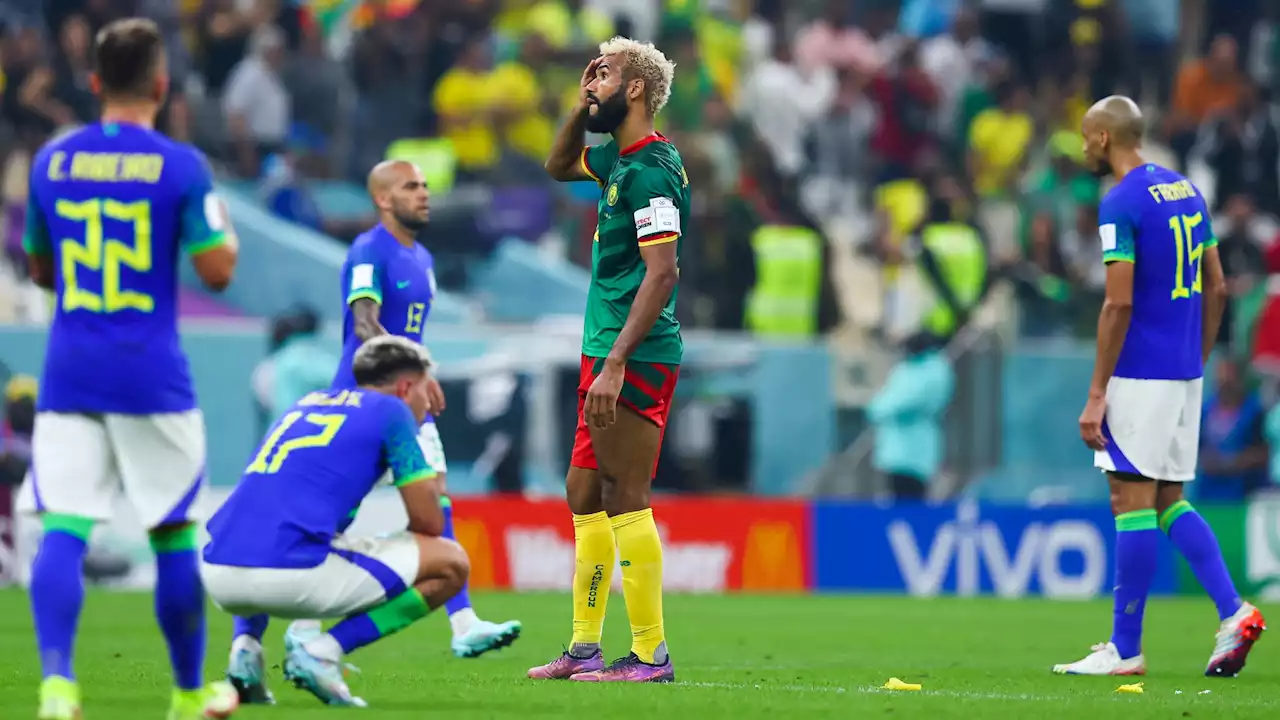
[812, 501, 1179, 597]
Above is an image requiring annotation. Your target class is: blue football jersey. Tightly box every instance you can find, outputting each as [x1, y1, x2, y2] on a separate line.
[23, 122, 228, 414]
[203, 388, 434, 569]
[1101, 164, 1217, 381]
[331, 225, 437, 399]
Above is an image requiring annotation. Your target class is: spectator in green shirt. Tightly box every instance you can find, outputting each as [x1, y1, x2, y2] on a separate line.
[1019, 130, 1100, 257]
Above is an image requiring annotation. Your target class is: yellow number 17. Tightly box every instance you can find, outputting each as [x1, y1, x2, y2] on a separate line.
[246, 412, 348, 475]
[1169, 212, 1204, 300]
[56, 198, 154, 313]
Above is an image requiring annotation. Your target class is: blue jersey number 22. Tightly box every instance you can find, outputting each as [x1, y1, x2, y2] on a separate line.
[246, 412, 347, 475]
[1169, 212, 1204, 300]
[56, 198, 154, 313]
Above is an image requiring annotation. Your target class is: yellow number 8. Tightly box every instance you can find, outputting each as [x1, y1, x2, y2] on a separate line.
[56, 198, 154, 313]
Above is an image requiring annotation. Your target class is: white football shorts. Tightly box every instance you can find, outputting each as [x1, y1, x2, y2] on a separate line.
[201, 533, 420, 619]
[1093, 377, 1203, 482]
[379, 420, 447, 486]
[19, 410, 207, 529]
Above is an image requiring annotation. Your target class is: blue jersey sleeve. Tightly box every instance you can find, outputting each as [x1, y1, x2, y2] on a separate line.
[345, 242, 384, 306]
[1098, 191, 1136, 264]
[1203, 211, 1219, 250]
[21, 183, 51, 256]
[381, 401, 434, 487]
[178, 149, 230, 255]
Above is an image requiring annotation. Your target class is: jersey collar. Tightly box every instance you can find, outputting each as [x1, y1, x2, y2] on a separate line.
[372, 223, 397, 243]
[619, 132, 668, 156]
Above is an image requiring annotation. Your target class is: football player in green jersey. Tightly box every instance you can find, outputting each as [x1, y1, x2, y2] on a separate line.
[530, 37, 686, 683]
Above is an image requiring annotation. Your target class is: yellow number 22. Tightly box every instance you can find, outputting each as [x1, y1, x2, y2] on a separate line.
[246, 411, 348, 475]
[1169, 212, 1204, 300]
[56, 198, 154, 313]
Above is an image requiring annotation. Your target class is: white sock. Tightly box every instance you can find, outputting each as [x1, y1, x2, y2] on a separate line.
[303, 633, 344, 662]
[230, 634, 262, 658]
[289, 619, 322, 635]
[449, 607, 479, 636]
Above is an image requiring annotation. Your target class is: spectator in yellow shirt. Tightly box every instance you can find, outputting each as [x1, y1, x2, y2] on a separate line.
[525, 0, 614, 54]
[488, 33, 558, 162]
[967, 80, 1034, 199]
[433, 38, 501, 175]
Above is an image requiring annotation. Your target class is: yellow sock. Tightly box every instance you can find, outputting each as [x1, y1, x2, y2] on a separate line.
[570, 511, 615, 646]
[612, 508, 666, 663]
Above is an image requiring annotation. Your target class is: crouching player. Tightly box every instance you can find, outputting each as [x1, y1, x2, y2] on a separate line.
[225, 161, 518, 704]
[202, 336, 469, 707]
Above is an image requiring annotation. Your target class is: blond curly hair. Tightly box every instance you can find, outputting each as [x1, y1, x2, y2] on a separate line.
[598, 36, 677, 117]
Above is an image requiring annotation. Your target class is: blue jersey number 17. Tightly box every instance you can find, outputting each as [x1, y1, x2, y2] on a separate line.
[246, 411, 348, 475]
[1169, 212, 1205, 300]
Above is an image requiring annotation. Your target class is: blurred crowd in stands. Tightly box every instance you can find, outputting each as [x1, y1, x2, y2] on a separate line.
[0, 1, 1276, 341]
[6, 1, 1280, 500]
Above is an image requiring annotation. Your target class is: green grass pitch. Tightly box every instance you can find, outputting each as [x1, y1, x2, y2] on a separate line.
[2, 590, 1278, 718]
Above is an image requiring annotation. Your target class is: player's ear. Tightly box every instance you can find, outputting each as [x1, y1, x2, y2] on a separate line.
[628, 78, 645, 103]
[89, 73, 102, 96]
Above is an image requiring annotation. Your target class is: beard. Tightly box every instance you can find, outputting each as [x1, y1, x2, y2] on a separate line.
[1088, 159, 1114, 179]
[585, 90, 629, 134]
[393, 208, 429, 231]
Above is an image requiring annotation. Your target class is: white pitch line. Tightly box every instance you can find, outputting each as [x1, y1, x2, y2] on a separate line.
[684, 681, 1066, 702]
[683, 681, 1280, 707]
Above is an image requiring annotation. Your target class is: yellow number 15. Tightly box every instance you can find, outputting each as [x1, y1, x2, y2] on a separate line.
[1169, 211, 1204, 300]
[56, 198, 154, 313]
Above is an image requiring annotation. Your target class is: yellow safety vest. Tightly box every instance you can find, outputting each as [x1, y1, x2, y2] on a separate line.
[385, 138, 456, 195]
[746, 225, 823, 337]
[920, 222, 986, 337]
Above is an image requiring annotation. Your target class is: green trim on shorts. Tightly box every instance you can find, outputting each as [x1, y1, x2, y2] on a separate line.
[368, 587, 431, 636]
[1159, 500, 1194, 533]
[439, 495, 452, 509]
[627, 360, 668, 390]
[42, 513, 96, 541]
[1115, 509, 1158, 532]
[620, 380, 658, 411]
[149, 524, 199, 553]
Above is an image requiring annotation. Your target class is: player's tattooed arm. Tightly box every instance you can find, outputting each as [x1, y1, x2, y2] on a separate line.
[1199, 244, 1228, 363]
[544, 57, 601, 181]
[605, 240, 679, 368]
[351, 298, 387, 342]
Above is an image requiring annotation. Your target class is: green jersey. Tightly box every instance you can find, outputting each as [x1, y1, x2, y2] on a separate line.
[579, 134, 687, 364]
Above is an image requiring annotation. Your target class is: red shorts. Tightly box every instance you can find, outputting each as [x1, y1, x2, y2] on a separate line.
[571, 354, 679, 477]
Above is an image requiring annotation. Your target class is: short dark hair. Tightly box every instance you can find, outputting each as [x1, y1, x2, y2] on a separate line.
[95, 18, 166, 99]
[352, 336, 432, 387]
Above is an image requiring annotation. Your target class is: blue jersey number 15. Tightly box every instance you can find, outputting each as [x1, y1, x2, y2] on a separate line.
[1169, 212, 1204, 300]
[246, 411, 348, 475]
[56, 198, 154, 313]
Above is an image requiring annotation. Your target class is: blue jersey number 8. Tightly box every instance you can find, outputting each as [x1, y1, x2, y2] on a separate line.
[246, 411, 348, 475]
[56, 198, 154, 313]
[1169, 212, 1204, 300]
